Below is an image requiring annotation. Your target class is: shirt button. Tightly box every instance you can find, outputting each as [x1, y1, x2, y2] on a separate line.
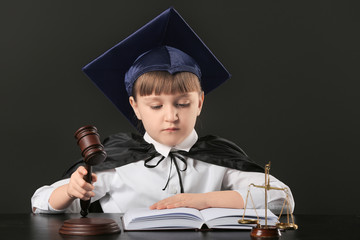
[170, 188, 178, 194]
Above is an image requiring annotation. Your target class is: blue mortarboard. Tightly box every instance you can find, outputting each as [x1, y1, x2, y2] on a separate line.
[124, 45, 202, 96]
[82, 7, 231, 129]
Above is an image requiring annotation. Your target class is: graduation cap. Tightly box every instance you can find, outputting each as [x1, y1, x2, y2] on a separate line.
[82, 7, 231, 130]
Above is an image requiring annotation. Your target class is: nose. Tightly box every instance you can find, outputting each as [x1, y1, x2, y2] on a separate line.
[164, 105, 179, 122]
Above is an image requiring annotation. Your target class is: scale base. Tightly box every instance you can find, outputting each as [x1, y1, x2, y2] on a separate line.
[250, 225, 281, 239]
[59, 217, 121, 236]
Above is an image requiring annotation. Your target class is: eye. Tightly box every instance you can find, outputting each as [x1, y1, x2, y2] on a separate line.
[175, 103, 190, 108]
[150, 105, 162, 110]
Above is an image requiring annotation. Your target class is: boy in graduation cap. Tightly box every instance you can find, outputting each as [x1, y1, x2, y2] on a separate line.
[31, 8, 294, 214]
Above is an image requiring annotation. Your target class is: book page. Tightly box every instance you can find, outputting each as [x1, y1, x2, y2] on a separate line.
[200, 208, 278, 229]
[123, 207, 205, 230]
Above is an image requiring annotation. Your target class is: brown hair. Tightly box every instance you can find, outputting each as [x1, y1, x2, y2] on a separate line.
[132, 71, 202, 99]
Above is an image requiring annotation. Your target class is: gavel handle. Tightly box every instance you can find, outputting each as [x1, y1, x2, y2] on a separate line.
[80, 164, 92, 217]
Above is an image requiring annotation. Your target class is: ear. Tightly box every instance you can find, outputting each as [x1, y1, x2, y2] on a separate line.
[197, 91, 205, 116]
[129, 96, 142, 120]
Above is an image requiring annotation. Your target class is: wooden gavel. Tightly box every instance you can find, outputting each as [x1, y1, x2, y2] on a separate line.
[74, 125, 107, 217]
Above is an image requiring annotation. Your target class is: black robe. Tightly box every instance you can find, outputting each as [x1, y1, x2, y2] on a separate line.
[62, 132, 264, 212]
[63, 132, 264, 178]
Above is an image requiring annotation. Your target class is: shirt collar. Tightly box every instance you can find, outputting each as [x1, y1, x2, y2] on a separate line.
[143, 129, 198, 157]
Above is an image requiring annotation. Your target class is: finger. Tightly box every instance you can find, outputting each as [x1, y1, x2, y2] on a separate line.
[156, 201, 173, 210]
[72, 185, 95, 200]
[81, 191, 95, 199]
[72, 172, 95, 191]
[72, 183, 87, 197]
[91, 173, 98, 183]
[150, 201, 166, 210]
[155, 205, 167, 210]
[150, 194, 182, 210]
[79, 191, 95, 200]
[77, 166, 87, 176]
[162, 195, 187, 209]
[78, 180, 95, 192]
[167, 202, 183, 209]
[71, 177, 94, 194]
[76, 173, 95, 190]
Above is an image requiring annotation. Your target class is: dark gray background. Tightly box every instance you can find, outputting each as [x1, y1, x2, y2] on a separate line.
[1, 0, 359, 214]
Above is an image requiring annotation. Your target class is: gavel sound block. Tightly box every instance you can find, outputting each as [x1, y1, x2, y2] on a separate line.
[59, 125, 120, 236]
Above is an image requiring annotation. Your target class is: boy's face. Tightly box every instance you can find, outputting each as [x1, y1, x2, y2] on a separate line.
[129, 91, 204, 147]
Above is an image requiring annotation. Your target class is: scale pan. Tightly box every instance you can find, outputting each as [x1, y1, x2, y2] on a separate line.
[276, 222, 298, 230]
[238, 219, 259, 224]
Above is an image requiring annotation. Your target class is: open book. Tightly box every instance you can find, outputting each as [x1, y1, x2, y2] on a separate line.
[122, 207, 278, 231]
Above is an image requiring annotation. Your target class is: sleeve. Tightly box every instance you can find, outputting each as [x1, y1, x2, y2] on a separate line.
[222, 169, 295, 214]
[31, 178, 75, 214]
[31, 169, 116, 214]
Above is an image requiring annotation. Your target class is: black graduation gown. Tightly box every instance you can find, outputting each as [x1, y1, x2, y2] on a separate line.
[63, 132, 264, 177]
[62, 132, 264, 212]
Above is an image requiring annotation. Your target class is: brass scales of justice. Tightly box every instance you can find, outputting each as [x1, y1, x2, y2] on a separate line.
[238, 162, 298, 238]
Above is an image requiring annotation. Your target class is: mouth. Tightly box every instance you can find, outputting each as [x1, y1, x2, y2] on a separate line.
[162, 127, 180, 132]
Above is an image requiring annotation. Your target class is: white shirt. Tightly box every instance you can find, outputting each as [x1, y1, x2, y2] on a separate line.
[31, 130, 295, 214]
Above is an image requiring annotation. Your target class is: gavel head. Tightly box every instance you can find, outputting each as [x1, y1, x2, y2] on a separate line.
[74, 125, 107, 166]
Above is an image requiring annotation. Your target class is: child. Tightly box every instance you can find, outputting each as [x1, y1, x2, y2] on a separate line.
[31, 8, 294, 214]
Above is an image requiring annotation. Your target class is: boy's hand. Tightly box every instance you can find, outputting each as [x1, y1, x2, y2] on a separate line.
[150, 191, 244, 210]
[150, 193, 209, 210]
[66, 166, 97, 201]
